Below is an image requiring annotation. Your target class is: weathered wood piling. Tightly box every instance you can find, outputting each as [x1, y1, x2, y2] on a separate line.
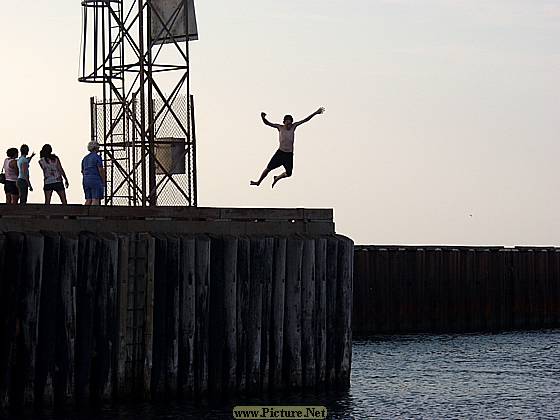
[353, 245, 560, 335]
[0, 206, 353, 411]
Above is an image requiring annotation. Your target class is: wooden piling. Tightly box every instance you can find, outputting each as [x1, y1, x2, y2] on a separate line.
[116, 234, 130, 398]
[236, 237, 250, 393]
[0, 233, 8, 412]
[352, 248, 365, 335]
[270, 237, 286, 390]
[142, 233, 156, 399]
[36, 232, 60, 407]
[534, 250, 547, 328]
[194, 236, 210, 396]
[246, 238, 265, 393]
[447, 249, 461, 333]
[375, 248, 390, 333]
[325, 237, 338, 386]
[284, 236, 304, 389]
[167, 236, 180, 397]
[439, 249, 451, 333]
[121, 233, 151, 398]
[543, 250, 555, 328]
[501, 249, 514, 331]
[363, 248, 372, 334]
[90, 233, 119, 403]
[76, 233, 100, 405]
[551, 250, 560, 326]
[526, 249, 537, 330]
[152, 235, 168, 398]
[223, 236, 239, 394]
[55, 234, 78, 406]
[477, 249, 491, 331]
[464, 248, 477, 332]
[399, 249, 416, 333]
[387, 249, 400, 333]
[513, 249, 529, 329]
[314, 238, 327, 387]
[152, 234, 180, 399]
[301, 238, 316, 389]
[208, 236, 226, 395]
[260, 238, 274, 392]
[16, 233, 44, 407]
[487, 249, 501, 332]
[336, 236, 353, 388]
[0, 233, 25, 411]
[415, 249, 429, 333]
[178, 236, 196, 398]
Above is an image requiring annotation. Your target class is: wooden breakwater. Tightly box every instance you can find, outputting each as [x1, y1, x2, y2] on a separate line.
[0, 206, 353, 411]
[353, 246, 560, 335]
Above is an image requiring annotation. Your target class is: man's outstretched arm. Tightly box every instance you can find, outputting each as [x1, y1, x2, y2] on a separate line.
[294, 107, 325, 127]
[261, 112, 279, 128]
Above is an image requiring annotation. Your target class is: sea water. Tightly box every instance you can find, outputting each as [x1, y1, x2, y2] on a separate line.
[20, 330, 560, 419]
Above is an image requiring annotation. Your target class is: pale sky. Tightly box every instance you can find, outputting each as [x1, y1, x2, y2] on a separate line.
[1, 0, 559, 246]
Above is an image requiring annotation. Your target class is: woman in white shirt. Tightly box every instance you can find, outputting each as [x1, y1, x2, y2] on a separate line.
[38, 144, 69, 204]
[3, 148, 19, 204]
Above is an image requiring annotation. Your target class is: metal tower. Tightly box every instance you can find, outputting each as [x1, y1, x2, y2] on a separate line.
[79, 0, 198, 206]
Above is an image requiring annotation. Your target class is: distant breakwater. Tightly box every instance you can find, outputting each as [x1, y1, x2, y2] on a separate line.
[353, 246, 560, 335]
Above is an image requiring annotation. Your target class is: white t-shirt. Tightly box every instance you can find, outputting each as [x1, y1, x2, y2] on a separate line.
[274, 124, 300, 153]
[39, 157, 62, 184]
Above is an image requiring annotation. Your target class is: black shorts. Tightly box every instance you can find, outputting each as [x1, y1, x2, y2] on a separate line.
[267, 150, 293, 175]
[44, 182, 65, 192]
[4, 180, 18, 195]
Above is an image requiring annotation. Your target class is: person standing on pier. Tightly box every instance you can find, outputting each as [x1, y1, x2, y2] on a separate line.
[81, 141, 105, 205]
[38, 144, 69, 205]
[17, 144, 35, 204]
[251, 107, 325, 188]
[2, 148, 20, 204]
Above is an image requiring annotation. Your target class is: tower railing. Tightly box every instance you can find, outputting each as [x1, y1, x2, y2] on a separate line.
[80, 0, 198, 206]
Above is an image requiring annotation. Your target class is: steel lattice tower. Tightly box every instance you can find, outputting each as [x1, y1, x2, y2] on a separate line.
[79, 0, 198, 206]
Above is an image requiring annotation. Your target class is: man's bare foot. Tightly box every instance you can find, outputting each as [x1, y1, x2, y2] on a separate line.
[250, 180, 260, 186]
[272, 176, 280, 188]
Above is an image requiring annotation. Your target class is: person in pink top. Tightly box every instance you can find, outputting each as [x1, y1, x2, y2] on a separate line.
[251, 107, 325, 188]
[3, 148, 19, 204]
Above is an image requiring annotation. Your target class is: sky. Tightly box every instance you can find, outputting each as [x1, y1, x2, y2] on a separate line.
[0, 0, 559, 246]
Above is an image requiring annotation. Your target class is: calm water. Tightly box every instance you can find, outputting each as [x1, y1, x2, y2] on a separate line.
[20, 330, 560, 419]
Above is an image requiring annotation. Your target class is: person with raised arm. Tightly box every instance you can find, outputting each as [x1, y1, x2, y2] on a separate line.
[251, 107, 325, 188]
[17, 144, 35, 204]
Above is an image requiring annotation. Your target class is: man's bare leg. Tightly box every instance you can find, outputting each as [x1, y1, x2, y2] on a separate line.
[251, 168, 271, 186]
[272, 172, 290, 188]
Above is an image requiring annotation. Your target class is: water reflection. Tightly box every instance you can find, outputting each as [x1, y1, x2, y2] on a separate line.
[18, 330, 560, 419]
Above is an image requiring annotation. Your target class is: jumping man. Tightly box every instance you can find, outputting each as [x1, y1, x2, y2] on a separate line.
[251, 107, 325, 188]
